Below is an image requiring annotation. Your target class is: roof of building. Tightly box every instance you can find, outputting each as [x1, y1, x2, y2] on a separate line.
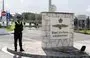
[77, 15, 88, 20]
[41, 12, 74, 14]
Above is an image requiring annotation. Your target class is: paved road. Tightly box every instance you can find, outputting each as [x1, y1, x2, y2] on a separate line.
[74, 32, 90, 41]
[0, 27, 37, 58]
[0, 27, 90, 58]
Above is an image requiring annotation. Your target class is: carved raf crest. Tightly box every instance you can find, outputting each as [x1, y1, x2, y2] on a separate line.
[53, 18, 68, 29]
[59, 18, 63, 23]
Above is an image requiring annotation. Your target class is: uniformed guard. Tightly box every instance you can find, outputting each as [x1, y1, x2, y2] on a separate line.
[14, 18, 24, 51]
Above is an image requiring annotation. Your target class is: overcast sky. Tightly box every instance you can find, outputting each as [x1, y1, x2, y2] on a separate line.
[0, 0, 90, 15]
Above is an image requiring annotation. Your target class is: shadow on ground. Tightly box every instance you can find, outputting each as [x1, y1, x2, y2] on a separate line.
[43, 47, 90, 58]
[7, 47, 90, 58]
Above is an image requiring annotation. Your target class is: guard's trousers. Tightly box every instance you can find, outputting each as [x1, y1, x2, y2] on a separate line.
[14, 32, 22, 50]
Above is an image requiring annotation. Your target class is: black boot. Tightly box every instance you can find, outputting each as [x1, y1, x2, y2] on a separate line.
[20, 48, 24, 51]
[15, 48, 17, 51]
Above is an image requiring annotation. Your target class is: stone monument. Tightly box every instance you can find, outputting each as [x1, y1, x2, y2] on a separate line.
[42, 12, 74, 49]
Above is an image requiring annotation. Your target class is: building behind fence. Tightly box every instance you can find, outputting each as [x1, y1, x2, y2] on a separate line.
[74, 15, 90, 30]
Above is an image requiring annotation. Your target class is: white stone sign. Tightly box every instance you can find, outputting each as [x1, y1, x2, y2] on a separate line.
[1, 16, 7, 26]
[42, 12, 74, 49]
[50, 15, 72, 39]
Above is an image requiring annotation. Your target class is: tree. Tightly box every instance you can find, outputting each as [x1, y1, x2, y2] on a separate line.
[22, 12, 35, 22]
[74, 17, 78, 30]
[86, 17, 90, 29]
[36, 14, 42, 24]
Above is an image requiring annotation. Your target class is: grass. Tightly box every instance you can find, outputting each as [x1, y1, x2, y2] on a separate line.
[6, 22, 15, 32]
[79, 30, 90, 34]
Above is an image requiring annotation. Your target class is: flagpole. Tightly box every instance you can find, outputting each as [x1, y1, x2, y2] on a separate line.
[49, 0, 52, 12]
[2, 0, 4, 11]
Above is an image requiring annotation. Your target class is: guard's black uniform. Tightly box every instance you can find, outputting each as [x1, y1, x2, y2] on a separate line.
[14, 21, 24, 51]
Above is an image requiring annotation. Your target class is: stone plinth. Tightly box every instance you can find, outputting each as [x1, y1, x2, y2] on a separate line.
[42, 12, 74, 49]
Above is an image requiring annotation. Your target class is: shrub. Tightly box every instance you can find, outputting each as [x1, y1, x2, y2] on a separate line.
[0, 24, 1, 28]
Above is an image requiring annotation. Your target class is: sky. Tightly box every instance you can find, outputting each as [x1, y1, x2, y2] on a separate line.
[0, 0, 90, 15]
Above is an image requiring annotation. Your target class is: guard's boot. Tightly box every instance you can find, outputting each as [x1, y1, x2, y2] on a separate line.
[15, 48, 17, 51]
[20, 48, 24, 51]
